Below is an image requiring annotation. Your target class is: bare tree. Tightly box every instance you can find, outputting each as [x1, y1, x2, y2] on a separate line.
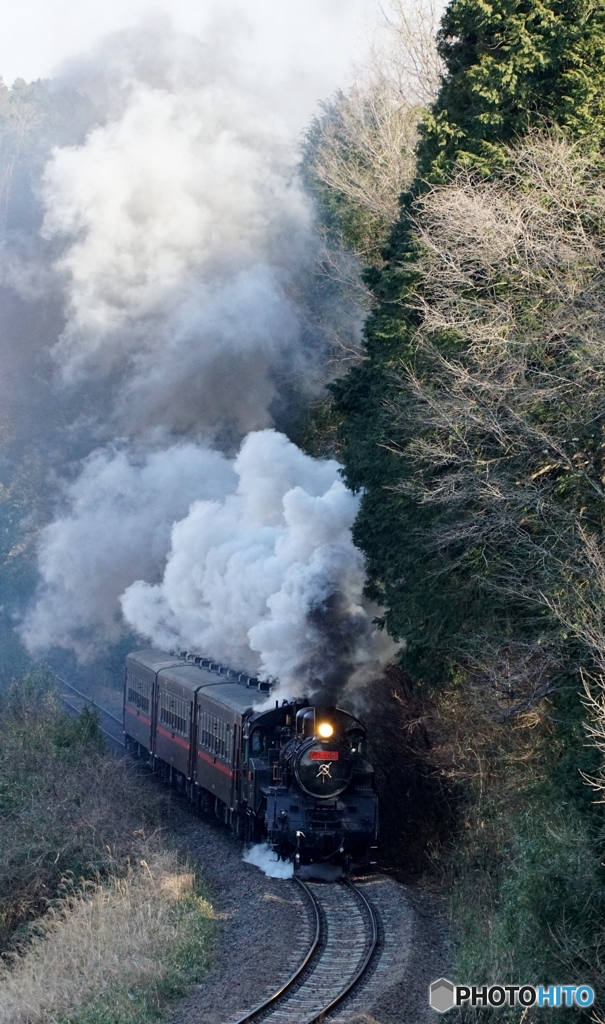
[372, 0, 445, 108]
[302, 2, 443, 371]
[308, 81, 421, 263]
[305, 0, 443, 267]
[386, 133, 605, 720]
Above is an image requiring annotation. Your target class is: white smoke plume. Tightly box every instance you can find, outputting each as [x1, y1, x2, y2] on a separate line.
[21, 444, 235, 658]
[244, 842, 294, 879]
[40, 21, 319, 442]
[23, 429, 396, 696]
[121, 430, 396, 701]
[16, 10, 399, 701]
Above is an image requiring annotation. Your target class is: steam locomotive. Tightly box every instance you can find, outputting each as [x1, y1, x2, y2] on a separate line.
[123, 649, 378, 871]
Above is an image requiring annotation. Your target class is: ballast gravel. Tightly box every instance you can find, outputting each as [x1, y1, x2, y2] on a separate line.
[163, 799, 453, 1024]
[166, 810, 310, 1024]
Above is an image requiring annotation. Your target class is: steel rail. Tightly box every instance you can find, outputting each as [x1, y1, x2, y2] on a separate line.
[55, 676, 123, 725]
[303, 879, 379, 1024]
[231, 877, 322, 1024]
[229, 877, 379, 1024]
[56, 687, 126, 748]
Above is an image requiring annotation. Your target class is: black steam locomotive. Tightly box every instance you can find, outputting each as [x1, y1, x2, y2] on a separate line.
[123, 649, 378, 871]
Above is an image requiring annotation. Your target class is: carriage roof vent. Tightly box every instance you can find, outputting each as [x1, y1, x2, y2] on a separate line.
[257, 680, 272, 693]
[200, 658, 212, 669]
[179, 650, 188, 659]
[227, 669, 239, 680]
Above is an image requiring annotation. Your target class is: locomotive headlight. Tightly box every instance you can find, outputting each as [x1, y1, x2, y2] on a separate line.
[317, 722, 334, 738]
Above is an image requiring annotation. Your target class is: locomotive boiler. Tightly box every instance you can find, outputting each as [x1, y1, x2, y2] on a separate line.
[123, 648, 378, 871]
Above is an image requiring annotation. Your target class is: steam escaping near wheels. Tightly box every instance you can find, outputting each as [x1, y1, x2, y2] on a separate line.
[244, 843, 294, 879]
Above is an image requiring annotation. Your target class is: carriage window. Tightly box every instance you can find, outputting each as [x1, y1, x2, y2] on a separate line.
[159, 692, 188, 736]
[197, 713, 234, 762]
[126, 673, 151, 715]
[199, 711, 213, 750]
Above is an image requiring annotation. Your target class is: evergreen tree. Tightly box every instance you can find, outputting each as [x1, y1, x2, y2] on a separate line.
[324, 4, 605, 996]
[421, 0, 605, 180]
[332, 0, 605, 674]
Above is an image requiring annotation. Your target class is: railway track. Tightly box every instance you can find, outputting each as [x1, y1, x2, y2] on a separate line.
[54, 675, 382, 1021]
[55, 676, 125, 748]
[231, 876, 379, 1024]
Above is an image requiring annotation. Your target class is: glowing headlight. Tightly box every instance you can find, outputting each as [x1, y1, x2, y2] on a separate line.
[317, 722, 334, 738]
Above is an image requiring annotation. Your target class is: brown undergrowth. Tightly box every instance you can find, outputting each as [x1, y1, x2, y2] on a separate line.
[0, 669, 165, 947]
[0, 851, 214, 1024]
[0, 670, 216, 1024]
[367, 652, 605, 1020]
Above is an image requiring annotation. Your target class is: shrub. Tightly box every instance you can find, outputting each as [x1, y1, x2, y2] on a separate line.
[0, 670, 165, 946]
[0, 852, 215, 1024]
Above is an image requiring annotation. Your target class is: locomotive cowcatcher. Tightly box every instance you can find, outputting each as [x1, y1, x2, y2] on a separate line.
[124, 649, 378, 871]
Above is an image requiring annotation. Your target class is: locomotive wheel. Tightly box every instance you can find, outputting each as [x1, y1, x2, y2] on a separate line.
[234, 813, 248, 840]
[198, 791, 214, 817]
[240, 812, 254, 844]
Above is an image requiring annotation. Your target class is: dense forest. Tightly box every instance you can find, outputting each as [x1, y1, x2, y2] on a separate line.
[303, 0, 605, 1016]
[2, 1, 605, 1019]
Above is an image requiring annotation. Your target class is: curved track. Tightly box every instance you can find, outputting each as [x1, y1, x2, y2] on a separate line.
[231, 877, 380, 1024]
[54, 675, 382, 1022]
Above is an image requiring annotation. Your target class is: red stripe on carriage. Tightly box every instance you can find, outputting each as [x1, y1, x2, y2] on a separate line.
[197, 748, 235, 778]
[157, 724, 190, 750]
[125, 706, 151, 725]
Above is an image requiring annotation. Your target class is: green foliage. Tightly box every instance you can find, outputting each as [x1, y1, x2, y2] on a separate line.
[332, 1, 605, 663]
[0, 448, 63, 684]
[360, 137, 605, 679]
[298, 398, 345, 460]
[453, 801, 605, 1020]
[321, 0, 605, 1001]
[0, 449, 50, 582]
[420, 0, 605, 181]
[432, 670, 605, 1014]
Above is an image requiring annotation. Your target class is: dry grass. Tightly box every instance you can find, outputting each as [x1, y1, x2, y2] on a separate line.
[0, 673, 168, 945]
[0, 674, 215, 1023]
[0, 851, 214, 1024]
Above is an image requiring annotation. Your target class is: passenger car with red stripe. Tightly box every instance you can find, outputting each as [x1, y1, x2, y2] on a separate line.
[123, 649, 378, 872]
